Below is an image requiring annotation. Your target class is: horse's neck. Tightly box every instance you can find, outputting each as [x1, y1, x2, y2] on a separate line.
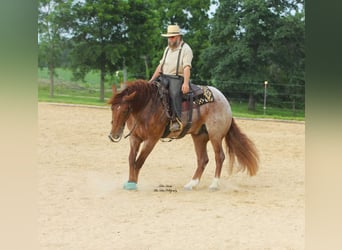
[132, 98, 167, 124]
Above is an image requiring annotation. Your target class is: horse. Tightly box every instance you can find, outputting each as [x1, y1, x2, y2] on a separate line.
[108, 79, 259, 190]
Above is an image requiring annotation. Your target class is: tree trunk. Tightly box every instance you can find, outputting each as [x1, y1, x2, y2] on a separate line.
[100, 68, 105, 102]
[248, 93, 256, 111]
[49, 64, 54, 97]
[142, 55, 149, 80]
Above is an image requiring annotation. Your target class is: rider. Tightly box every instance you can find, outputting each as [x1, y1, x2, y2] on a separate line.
[149, 24, 193, 132]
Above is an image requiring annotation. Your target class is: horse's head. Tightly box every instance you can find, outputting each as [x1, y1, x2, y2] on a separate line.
[108, 91, 136, 142]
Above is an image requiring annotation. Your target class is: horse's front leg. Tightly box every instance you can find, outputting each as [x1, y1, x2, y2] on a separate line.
[184, 133, 209, 190]
[124, 137, 158, 190]
[135, 138, 160, 180]
[123, 137, 142, 190]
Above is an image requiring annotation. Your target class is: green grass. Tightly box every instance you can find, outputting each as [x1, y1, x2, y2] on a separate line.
[38, 68, 305, 121]
[38, 68, 114, 106]
[230, 101, 304, 121]
[38, 67, 103, 85]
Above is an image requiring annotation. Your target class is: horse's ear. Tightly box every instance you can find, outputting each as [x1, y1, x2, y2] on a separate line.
[112, 85, 117, 95]
[123, 91, 136, 102]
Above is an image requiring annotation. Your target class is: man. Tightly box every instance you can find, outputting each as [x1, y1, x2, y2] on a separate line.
[149, 24, 193, 132]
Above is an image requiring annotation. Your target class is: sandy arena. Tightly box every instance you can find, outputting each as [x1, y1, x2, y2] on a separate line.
[38, 102, 305, 250]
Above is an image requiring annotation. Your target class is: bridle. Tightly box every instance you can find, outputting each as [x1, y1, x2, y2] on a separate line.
[111, 102, 132, 123]
[109, 103, 132, 142]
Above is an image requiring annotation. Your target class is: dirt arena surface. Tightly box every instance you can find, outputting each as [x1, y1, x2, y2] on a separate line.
[38, 102, 305, 250]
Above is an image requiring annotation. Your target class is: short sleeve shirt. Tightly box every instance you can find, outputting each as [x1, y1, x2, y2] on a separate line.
[159, 42, 193, 76]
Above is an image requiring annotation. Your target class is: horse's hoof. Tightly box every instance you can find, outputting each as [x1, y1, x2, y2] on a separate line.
[209, 186, 219, 192]
[123, 181, 137, 190]
[209, 178, 220, 191]
[183, 179, 199, 190]
[183, 185, 193, 191]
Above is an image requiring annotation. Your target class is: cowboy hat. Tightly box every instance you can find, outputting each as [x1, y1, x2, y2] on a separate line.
[161, 24, 183, 37]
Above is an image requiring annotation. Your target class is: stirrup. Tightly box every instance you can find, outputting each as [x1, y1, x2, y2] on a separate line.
[169, 117, 183, 132]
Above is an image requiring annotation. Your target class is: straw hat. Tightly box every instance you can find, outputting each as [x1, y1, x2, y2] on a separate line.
[161, 24, 183, 37]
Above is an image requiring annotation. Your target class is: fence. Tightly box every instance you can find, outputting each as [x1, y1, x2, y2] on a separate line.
[203, 80, 305, 112]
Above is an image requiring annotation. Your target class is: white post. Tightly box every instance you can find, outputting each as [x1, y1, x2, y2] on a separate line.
[263, 80, 268, 115]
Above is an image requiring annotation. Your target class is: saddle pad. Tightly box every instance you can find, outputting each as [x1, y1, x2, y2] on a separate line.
[193, 86, 214, 105]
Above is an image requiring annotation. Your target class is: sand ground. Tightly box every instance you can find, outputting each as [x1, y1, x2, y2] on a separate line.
[38, 102, 305, 250]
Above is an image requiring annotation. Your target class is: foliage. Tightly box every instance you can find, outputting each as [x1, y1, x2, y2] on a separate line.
[37, 0, 305, 113]
[123, 0, 159, 79]
[38, 0, 74, 96]
[199, 0, 305, 110]
[68, 0, 129, 101]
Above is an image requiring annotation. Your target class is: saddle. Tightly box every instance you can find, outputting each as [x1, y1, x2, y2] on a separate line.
[182, 83, 214, 106]
[154, 81, 214, 139]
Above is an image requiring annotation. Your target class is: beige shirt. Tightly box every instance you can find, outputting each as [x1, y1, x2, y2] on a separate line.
[159, 42, 193, 76]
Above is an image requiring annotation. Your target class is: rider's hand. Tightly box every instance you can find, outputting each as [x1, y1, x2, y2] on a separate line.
[182, 82, 190, 94]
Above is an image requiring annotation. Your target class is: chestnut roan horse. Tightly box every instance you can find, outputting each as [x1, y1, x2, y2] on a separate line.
[108, 79, 259, 190]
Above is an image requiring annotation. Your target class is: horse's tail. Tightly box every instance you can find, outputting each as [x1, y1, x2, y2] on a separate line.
[225, 118, 259, 176]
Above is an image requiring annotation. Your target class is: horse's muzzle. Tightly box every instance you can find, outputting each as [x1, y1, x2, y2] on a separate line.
[108, 133, 122, 142]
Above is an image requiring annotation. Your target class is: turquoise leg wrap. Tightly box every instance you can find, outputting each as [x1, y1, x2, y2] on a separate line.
[123, 181, 137, 190]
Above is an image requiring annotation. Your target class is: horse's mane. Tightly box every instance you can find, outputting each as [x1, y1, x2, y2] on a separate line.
[107, 79, 159, 112]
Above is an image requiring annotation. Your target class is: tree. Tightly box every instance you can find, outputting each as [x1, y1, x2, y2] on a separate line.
[124, 0, 159, 80]
[38, 0, 73, 97]
[200, 0, 304, 110]
[271, 11, 305, 111]
[69, 0, 129, 101]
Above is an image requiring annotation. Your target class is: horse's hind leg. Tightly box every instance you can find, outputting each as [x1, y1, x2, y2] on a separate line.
[184, 133, 209, 190]
[208, 138, 225, 190]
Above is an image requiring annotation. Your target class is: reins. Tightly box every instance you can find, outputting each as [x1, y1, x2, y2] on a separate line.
[124, 121, 137, 139]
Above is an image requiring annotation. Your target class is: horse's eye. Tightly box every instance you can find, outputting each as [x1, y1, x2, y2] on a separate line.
[111, 121, 113, 124]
